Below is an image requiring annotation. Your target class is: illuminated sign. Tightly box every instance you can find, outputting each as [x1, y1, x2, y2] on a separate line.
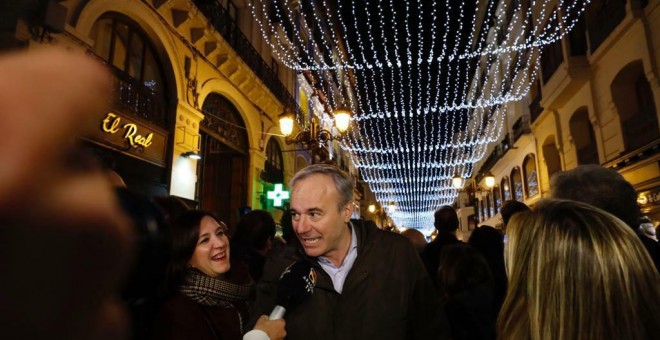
[267, 183, 290, 207]
[86, 111, 168, 166]
[102, 113, 153, 148]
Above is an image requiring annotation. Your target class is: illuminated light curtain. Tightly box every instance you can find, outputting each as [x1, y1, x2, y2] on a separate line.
[247, 0, 590, 232]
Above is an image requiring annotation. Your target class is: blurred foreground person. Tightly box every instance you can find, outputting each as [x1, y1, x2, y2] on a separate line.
[0, 48, 133, 339]
[155, 210, 285, 340]
[250, 164, 450, 339]
[498, 199, 660, 340]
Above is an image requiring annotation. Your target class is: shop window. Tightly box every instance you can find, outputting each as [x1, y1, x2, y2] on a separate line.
[501, 176, 512, 201]
[493, 185, 502, 213]
[523, 154, 539, 198]
[510, 167, 524, 202]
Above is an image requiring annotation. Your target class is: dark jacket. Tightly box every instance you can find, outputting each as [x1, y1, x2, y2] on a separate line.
[249, 221, 451, 340]
[153, 293, 248, 340]
[421, 233, 462, 284]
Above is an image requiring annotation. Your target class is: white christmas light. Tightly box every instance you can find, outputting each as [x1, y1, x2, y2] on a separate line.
[244, 0, 589, 232]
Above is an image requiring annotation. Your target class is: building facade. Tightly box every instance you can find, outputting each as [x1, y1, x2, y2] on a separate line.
[1, 0, 358, 229]
[457, 0, 660, 232]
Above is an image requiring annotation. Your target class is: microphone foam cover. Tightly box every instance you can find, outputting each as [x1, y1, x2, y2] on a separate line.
[276, 261, 317, 309]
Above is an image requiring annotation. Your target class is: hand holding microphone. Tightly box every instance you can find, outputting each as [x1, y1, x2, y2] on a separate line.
[269, 261, 317, 320]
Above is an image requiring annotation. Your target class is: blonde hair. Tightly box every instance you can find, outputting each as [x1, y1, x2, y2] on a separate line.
[498, 199, 660, 340]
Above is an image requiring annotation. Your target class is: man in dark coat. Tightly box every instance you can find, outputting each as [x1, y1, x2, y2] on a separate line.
[249, 164, 451, 340]
[421, 206, 463, 285]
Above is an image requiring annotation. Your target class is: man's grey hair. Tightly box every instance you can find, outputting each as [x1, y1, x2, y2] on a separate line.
[290, 164, 354, 211]
[550, 164, 640, 230]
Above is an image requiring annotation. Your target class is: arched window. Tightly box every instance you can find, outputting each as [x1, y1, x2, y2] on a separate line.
[569, 107, 599, 165]
[543, 135, 562, 180]
[493, 185, 502, 213]
[501, 176, 512, 201]
[510, 167, 524, 202]
[611, 60, 659, 151]
[263, 138, 284, 183]
[92, 15, 168, 127]
[523, 154, 539, 198]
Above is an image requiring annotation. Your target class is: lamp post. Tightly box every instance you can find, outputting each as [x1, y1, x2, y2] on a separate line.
[452, 174, 465, 189]
[484, 172, 495, 188]
[278, 108, 351, 163]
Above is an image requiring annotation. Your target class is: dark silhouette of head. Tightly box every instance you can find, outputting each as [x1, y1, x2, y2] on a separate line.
[500, 200, 530, 226]
[234, 210, 276, 253]
[468, 225, 504, 259]
[438, 244, 493, 297]
[152, 195, 190, 224]
[401, 228, 427, 253]
[434, 206, 459, 233]
[280, 209, 296, 245]
[550, 164, 640, 229]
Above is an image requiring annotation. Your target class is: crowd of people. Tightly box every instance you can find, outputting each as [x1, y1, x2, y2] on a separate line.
[2, 48, 659, 340]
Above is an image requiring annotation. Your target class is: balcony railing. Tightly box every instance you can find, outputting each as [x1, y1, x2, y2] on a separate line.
[512, 115, 531, 143]
[193, 0, 299, 113]
[587, 0, 626, 53]
[108, 62, 168, 129]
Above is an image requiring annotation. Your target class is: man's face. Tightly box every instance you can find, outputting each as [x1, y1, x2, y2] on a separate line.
[290, 174, 352, 265]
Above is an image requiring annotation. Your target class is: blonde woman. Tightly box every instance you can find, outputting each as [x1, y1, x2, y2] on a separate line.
[498, 199, 660, 340]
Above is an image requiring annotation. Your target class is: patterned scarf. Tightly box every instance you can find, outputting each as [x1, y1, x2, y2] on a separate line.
[179, 268, 253, 307]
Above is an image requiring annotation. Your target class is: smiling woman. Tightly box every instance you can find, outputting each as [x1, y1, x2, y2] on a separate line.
[154, 210, 253, 339]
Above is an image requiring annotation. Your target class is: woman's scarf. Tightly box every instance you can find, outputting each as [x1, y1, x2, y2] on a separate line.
[179, 268, 253, 307]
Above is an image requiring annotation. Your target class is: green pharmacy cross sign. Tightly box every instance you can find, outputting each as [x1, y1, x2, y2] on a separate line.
[267, 183, 290, 207]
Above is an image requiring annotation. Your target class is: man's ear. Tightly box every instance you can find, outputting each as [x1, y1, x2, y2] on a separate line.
[342, 202, 354, 223]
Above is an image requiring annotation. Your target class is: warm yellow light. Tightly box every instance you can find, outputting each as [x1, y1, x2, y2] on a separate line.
[333, 108, 351, 133]
[637, 193, 648, 205]
[452, 175, 464, 189]
[368, 204, 376, 213]
[484, 172, 495, 188]
[279, 113, 294, 136]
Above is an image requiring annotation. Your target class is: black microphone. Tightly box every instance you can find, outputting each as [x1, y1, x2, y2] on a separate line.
[268, 261, 317, 320]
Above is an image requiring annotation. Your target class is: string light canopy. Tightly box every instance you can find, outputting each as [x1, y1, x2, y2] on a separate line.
[248, 0, 590, 233]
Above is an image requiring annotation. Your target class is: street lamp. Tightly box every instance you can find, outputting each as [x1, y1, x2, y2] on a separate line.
[278, 108, 351, 153]
[452, 174, 465, 189]
[484, 172, 495, 188]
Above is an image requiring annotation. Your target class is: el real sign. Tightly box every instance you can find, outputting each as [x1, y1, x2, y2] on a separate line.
[85, 111, 168, 167]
